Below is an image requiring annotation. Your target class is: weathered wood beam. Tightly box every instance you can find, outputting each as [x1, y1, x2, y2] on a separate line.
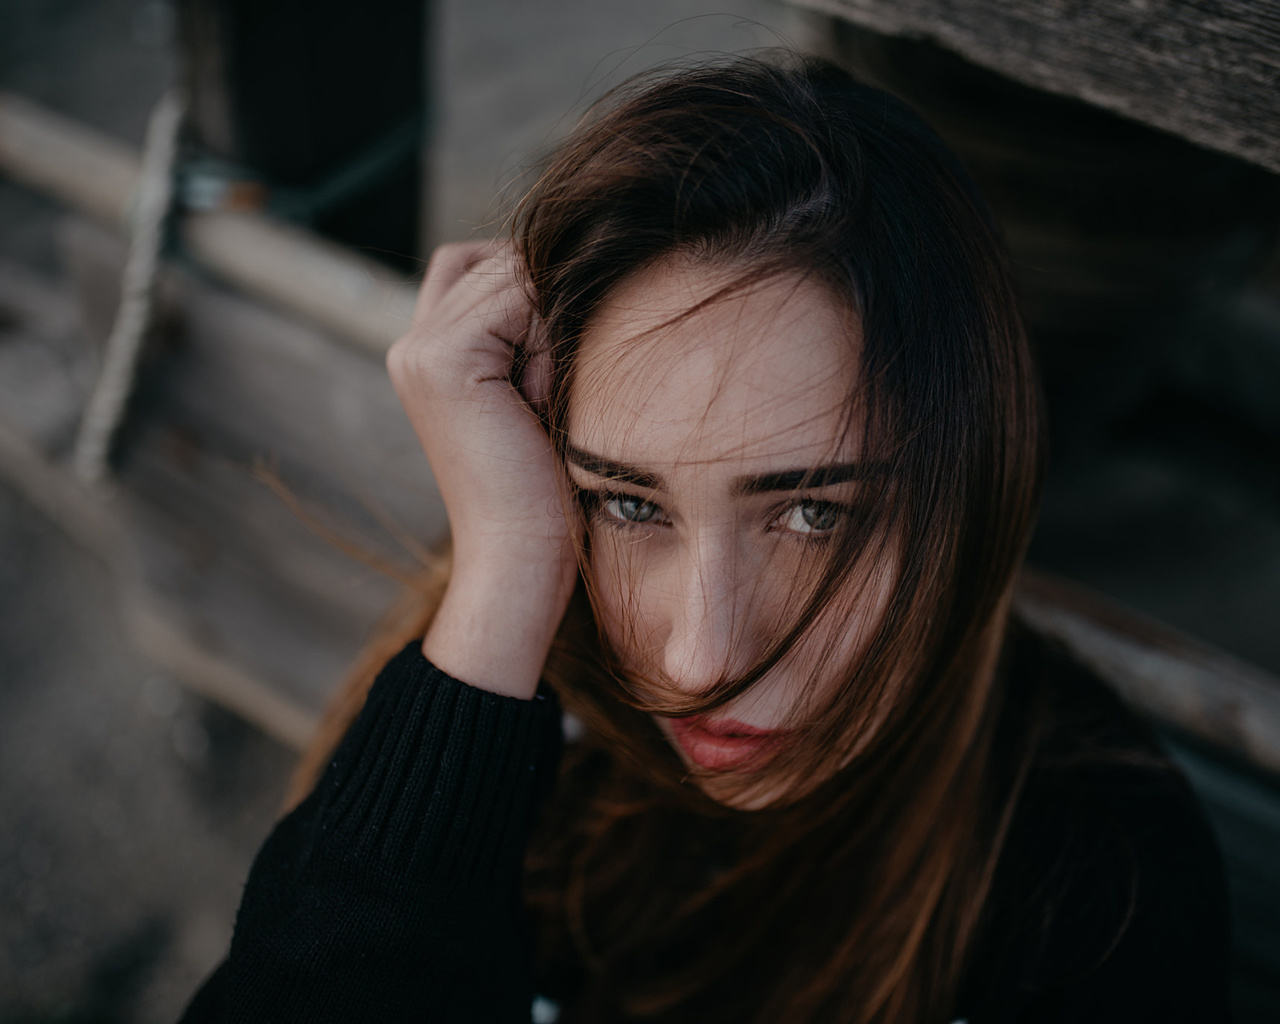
[791, 0, 1280, 174]
[0, 91, 416, 356]
[124, 596, 319, 752]
[50, 219, 443, 722]
[1015, 569, 1280, 776]
[0, 410, 319, 750]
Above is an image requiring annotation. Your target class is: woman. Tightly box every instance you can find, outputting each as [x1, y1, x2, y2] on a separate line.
[180, 55, 1229, 1023]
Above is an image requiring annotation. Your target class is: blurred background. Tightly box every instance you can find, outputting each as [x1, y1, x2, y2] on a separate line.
[0, 1, 1277, 1020]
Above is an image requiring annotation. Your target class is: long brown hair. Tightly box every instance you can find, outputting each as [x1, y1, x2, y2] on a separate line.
[291, 55, 1047, 1023]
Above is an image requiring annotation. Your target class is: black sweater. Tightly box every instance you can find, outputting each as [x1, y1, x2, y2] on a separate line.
[179, 639, 1231, 1023]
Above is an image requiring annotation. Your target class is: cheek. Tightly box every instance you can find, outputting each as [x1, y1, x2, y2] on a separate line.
[586, 529, 657, 664]
[792, 555, 898, 687]
[733, 555, 899, 717]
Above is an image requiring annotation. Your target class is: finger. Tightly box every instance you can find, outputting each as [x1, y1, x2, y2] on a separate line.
[395, 241, 534, 393]
[414, 239, 502, 320]
[472, 272, 536, 366]
[430, 245, 525, 332]
[451, 243, 534, 349]
[462, 238, 508, 273]
[515, 312, 552, 413]
[459, 244, 524, 308]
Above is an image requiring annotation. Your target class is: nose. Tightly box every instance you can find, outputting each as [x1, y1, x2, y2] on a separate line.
[658, 536, 760, 694]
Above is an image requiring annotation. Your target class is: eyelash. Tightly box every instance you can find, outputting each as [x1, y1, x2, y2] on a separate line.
[575, 489, 669, 530]
[769, 500, 851, 538]
[575, 488, 852, 539]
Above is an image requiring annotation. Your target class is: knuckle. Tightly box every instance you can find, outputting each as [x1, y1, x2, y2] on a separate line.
[388, 330, 467, 395]
[387, 334, 432, 384]
[429, 239, 475, 266]
[386, 335, 410, 377]
[429, 239, 492, 276]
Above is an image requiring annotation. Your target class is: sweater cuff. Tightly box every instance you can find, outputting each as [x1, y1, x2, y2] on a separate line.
[298, 640, 563, 895]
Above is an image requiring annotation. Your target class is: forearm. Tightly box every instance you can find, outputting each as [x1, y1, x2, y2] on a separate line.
[179, 643, 563, 1023]
[423, 548, 576, 701]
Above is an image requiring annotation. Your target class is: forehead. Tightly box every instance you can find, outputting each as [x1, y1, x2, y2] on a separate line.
[568, 261, 860, 472]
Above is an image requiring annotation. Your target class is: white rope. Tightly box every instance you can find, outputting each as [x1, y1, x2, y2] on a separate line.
[72, 89, 185, 485]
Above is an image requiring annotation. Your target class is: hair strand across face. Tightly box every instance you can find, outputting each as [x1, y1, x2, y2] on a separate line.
[512, 53, 1047, 1024]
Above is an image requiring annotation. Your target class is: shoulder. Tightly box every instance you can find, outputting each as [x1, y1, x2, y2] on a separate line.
[963, 626, 1232, 1024]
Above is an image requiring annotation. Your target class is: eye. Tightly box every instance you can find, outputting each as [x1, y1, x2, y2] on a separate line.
[773, 500, 846, 537]
[600, 493, 665, 525]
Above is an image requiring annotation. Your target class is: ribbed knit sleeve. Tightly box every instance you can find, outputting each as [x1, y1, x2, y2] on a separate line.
[178, 641, 564, 1024]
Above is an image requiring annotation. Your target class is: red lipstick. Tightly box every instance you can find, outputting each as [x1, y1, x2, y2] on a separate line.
[667, 716, 787, 770]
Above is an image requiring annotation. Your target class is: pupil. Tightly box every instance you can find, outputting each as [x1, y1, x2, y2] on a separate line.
[623, 498, 654, 522]
[802, 503, 838, 531]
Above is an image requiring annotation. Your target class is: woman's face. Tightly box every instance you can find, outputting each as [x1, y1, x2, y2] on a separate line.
[566, 258, 895, 803]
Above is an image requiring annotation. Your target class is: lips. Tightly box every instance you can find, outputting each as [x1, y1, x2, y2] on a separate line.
[667, 716, 787, 770]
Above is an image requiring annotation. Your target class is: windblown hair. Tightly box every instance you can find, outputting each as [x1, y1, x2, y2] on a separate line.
[291, 54, 1047, 1024]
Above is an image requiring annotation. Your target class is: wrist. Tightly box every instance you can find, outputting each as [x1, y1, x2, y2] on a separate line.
[422, 552, 576, 700]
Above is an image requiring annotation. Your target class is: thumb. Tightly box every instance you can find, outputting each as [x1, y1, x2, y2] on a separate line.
[514, 311, 553, 416]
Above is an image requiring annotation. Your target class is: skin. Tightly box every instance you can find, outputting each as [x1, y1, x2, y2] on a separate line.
[389, 241, 892, 802]
[389, 242, 576, 700]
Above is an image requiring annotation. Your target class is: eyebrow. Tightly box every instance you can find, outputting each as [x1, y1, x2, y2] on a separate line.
[564, 444, 662, 489]
[734, 463, 874, 494]
[564, 443, 876, 495]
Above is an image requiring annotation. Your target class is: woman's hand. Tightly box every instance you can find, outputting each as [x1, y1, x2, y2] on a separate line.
[388, 241, 576, 699]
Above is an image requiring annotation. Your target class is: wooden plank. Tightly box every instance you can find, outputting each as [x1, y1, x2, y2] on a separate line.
[0, 91, 417, 355]
[58, 218, 446, 714]
[0, 410, 319, 749]
[0, 218, 442, 744]
[179, 212, 416, 357]
[58, 218, 444, 547]
[116, 427, 409, 716]
[791, 0, 1280, 174]
[0, 92, 138, 230]
[123, 595, 320, 752]
[0, 259, 96, 454]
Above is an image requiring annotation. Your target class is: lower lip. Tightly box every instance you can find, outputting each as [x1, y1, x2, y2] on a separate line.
[667, 717, 786, 770]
